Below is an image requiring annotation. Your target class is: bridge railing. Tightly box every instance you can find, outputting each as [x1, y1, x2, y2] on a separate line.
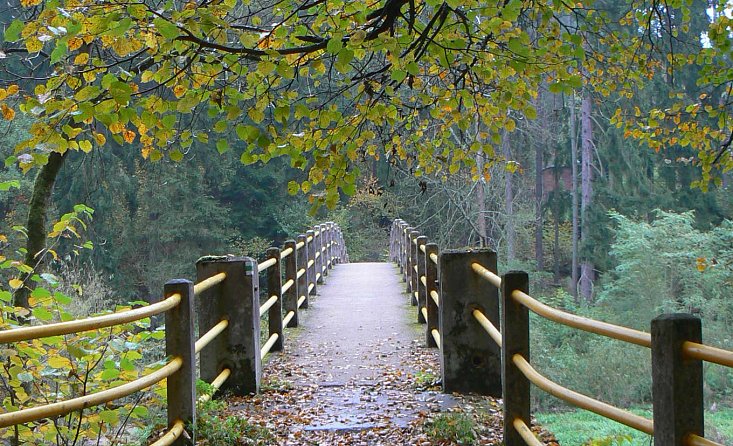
[390, 218, 732, 446]
[0, 222, 346, 446]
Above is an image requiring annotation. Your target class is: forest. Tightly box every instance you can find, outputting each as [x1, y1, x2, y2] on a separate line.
[0, 0, 732, 444]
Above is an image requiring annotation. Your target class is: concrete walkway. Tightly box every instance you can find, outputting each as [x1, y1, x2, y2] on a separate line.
[229, 262, 455, 444]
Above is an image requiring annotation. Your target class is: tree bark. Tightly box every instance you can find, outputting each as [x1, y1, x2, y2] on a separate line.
[503, 132, 515, 263]
[570, 94, 579, 300]
[14, 151, 68, 308]
[579, 92, 594, 301]
[535, 95, 545, 271]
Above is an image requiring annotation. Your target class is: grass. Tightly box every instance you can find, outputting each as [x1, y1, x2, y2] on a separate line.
[535, 407, 733, 445]
[425, 413, 477, 445]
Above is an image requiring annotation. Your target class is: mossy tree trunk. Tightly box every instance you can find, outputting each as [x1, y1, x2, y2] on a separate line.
[14, 151, 68, 309]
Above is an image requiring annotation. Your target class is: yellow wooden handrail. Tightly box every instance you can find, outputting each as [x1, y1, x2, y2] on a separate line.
[511, 290, 652, 348]
[0, 294, 181, 344]
[195, 319, 228, 354]
[296, 268, 306, 279]
[281, 279, 294, 294]
[430, 253, 438, 264]
[421, 307, 428, 322]
[280, 247, 294, 259]
[512, 354, 653, 434]
[472, 263, 501, 288]
[0, 357, 182, 428]
[296, 241, 305, 249]
[430, 290, 439, 306]
[259, 295, 278, 317]
[473, 309, 502, 348]
[194, 272, 227, 296]
[687, 434, 723, 446]
[261, 333, 279, 359]
[420, 244, 426, 253]
[258, 257, 277, 271]
[282, 311, 295, 327]
[197, 368, 231, 405]
[431, 329, 441, 349]
[298, 295, 306, 308]
[513, 418, 543, 446]
[150, 419, 185, 446]
[683, 341, 733, 368]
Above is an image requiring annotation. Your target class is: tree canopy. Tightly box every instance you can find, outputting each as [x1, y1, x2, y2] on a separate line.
[1, 0, 730, 206]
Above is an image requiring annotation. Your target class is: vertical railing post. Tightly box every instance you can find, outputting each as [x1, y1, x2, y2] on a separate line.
[389, 220, 396, 262]
[439, 249, 501, 395]
[652, 314, 704, 445]
[501, 271, 531, 446]
[425, 243, 439, 348]
[403, 226, 412, 284]
[164, 279, 196, 445]
[416, 235, 428, 323]
[196, 256, 261, 394]
[327, 222, 334, 270]
[283, 240, 299, 328]
[297, 234, 309, 309]
[409, 230, 420, 305]
[306, 229, 317, 296]
[321, 223, 329, 277]
[315, 226, 324, 284]
[266, 247, 284, 352]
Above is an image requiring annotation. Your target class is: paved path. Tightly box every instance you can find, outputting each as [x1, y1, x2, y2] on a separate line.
[229, 262, 457, 444]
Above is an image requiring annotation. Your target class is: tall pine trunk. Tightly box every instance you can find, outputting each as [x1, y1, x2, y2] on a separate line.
[579, 92, 594, 301]
[503, 132, 515, 263]
[535, 94, 544, 271]
[570, 94, 579, 300]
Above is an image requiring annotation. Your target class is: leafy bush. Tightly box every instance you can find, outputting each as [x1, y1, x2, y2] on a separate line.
[0, 198, 164, 445]
[425, 413, 476, 445]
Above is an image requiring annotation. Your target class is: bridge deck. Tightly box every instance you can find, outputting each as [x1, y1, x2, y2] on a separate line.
[227, 262, 463, 444]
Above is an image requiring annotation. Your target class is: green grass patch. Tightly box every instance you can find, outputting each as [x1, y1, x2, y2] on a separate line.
[425, 412, 476, 445]
[536, 407, 733, 445]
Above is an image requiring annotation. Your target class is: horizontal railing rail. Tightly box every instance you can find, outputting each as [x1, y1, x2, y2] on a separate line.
[0, 221, 347, 446]
[390, 218, 731, 446]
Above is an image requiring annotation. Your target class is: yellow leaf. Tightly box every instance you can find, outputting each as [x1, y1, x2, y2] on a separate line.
[1, 105, 15, 121]
[9, 279, 22, 289]
[173, 85, 186, 98]
[7, 85, 18, 95]
[0, 89, 6, 101]
[94, 133, 106, 145]
[505, 118, 516, 132]
[108, 122, 125, 134]
[47, 356, 71, 369]
[73, 53, 89, 65]
[79, 140, 93, 153]
[25, 37, 43, 53]
[141, 146, 152, 159]
[123, 130, 136, 143]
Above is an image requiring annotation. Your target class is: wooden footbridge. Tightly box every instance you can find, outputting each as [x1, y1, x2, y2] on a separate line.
[1, 219, 732, 445]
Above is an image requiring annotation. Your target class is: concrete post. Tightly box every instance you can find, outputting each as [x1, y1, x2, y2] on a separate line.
[416, 235, 428, 324]
[164, 279, 195, 446]
[296, 234, 309, 309]
[283, 240, 298, 327]
[425, 243, 439, 348]
[266, 247, 284, 352]
[438, 248, 502, 396]
[501, 271, 531, 446]
[409, 230, 420, 305]
[306, 229, 317, 296]
[652, 313, 704, 445]
[196, 256, 260, 395]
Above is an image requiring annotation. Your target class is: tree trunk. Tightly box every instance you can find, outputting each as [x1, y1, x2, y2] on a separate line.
[579, 92, 594, 301]
[570, 94, 579, 300]
[553, 150, 561, 284]
[503, 132, 515, 263]
[535, 96, 544, 271]
[14, 151, 68, 308]
[476, 151, 488, 247]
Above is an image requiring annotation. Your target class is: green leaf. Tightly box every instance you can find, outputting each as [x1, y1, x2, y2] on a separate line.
[110, 81, 133, 105]
[4, 20, 23, 42]
[169, 150, 184, 161]
[32, 307, 53, 321]
[0, 180, 20, 191]
[287, 180, 299, 195]
[0, 291, 11, 303]
[50, 41, 68, 64]
[391, 69, 407, 83]
[153, 18, 180, 39]
[327, 37, 343, 54]
[31, 287, 51, 299]
[216, 139, 229, 154]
